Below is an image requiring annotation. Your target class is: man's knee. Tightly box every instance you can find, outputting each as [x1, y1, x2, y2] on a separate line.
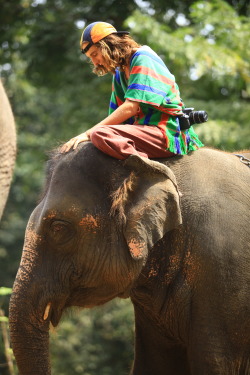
[90, 126, 109, 146]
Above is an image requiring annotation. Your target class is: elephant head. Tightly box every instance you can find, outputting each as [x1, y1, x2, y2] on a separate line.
[0, 80, 16, 220]
[9, 142, 182, 374]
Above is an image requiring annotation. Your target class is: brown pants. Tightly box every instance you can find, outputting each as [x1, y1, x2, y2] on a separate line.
[90, 124, 175, 160]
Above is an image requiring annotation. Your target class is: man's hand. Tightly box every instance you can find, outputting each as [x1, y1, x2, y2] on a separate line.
[60, 99, 139, 153]
[60, 132, 90, 153]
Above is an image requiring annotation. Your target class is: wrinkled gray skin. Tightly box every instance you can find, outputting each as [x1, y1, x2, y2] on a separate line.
[9, 143, 250, 375]
[0, 80, 16, 220]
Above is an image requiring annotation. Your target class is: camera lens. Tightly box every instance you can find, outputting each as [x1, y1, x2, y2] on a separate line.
[189, 111, 208, 125]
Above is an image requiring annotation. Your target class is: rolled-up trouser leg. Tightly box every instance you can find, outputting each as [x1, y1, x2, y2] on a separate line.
[90, 124, 175, 160]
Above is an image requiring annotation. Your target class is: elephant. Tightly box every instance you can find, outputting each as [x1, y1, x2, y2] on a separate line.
[0, 80, 16, 220]
[9, 142, 250, 375]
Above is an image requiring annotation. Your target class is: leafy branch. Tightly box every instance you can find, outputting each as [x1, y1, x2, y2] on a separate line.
[0, 287, 16, 375]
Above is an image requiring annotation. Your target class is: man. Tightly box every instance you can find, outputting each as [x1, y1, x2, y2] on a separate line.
[61, 21, 203, 158]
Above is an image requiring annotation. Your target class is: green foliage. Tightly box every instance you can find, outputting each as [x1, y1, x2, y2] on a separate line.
[50, 300, 134, 375]
[0, 288, 15, 375]
[0, 288, 12, 296]
[193, 99, 250, 151]
[126, 0, 250, 152]
[0, 288, 12, 313]
[0, 316, 8, 323]
[126, 0, 250, 97]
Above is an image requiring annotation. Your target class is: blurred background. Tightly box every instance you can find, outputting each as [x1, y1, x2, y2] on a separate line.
[0, 0, 250, 373]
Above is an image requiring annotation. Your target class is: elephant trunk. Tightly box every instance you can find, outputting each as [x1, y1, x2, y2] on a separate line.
[9, 270, 51, 374]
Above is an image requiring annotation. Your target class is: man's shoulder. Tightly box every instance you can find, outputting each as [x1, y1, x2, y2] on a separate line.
[131, 45, 156, 60]
[130, 46, 165, 68]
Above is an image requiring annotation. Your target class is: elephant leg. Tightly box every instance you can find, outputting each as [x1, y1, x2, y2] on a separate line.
[187, 275, 250, 375]
[132, 309, 191, 375]
[188, 347, 250, 374]
[188, 325, 250, 374]
[131, 344, 190, 375]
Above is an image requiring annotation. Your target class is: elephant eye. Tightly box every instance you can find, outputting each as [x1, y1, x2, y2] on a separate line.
[51, 222, 66, 232]
[49, 220, 74, 244]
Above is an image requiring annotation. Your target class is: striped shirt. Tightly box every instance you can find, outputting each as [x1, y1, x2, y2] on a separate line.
[109, 45, 203, 155]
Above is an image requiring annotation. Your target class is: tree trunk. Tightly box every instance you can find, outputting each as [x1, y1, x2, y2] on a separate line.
[0, 309, 16, 375]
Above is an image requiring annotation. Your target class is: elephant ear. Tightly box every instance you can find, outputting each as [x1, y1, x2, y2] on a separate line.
[122, 155, 182, 261]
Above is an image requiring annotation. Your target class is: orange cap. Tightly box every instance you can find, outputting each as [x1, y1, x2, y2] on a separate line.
[80, 21, 129, 53]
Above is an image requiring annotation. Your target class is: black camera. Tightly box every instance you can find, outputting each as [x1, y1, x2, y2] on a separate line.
[178, 107, 208, 131]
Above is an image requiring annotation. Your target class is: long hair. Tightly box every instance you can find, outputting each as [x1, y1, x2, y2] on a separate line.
[90, 34, 141, 76]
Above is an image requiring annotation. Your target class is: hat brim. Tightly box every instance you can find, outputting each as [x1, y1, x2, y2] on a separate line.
[81, 31, 130, 54]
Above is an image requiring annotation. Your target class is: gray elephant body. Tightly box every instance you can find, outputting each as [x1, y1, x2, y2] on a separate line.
[0, 80, 16, 219]
[10, 144, 250, 374]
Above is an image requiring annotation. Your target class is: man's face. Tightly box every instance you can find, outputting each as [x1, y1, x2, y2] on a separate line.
[85, 45, 107, 71]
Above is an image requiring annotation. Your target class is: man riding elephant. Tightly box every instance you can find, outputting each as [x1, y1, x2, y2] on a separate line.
[61, 21, 204, 158]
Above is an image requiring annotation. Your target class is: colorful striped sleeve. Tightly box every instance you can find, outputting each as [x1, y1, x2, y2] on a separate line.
[124, 47, 183, 115]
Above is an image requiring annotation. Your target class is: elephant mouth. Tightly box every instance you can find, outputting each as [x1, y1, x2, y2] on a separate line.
[43, 286, 131, 327]
[51, 306, 63, 327]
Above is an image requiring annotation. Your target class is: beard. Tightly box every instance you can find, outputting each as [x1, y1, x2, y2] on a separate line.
[91, 62, 110, 76]
[90, 60, 117, 76]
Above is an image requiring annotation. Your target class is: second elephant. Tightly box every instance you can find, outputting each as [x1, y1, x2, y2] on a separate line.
[0, 80, 16, 220]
